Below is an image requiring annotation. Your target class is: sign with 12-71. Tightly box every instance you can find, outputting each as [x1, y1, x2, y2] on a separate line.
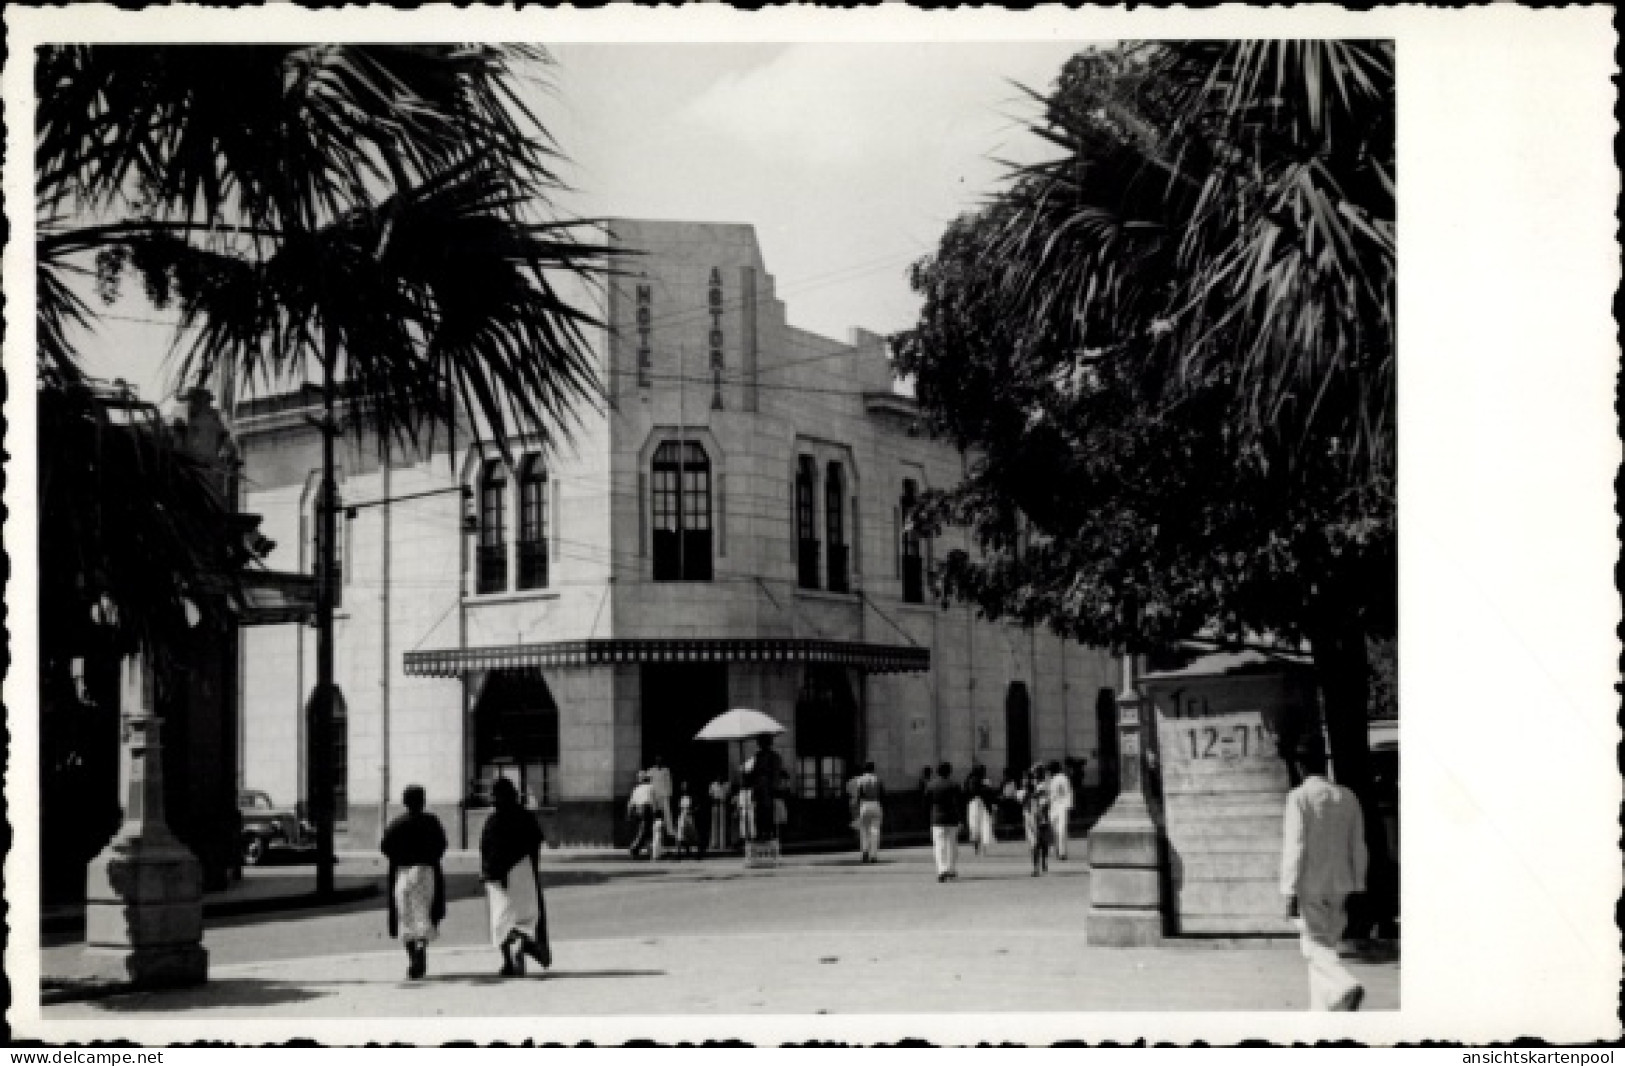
[1171, 713, 1276, 764]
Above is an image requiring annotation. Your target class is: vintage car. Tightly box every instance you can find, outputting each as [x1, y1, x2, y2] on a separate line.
[238, 790, 310, 865]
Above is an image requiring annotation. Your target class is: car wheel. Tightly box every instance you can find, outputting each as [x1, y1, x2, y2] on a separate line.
[242, 835, 267, 866]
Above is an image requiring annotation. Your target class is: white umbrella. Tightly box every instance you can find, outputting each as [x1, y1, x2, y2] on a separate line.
[694, 708, 786, 742]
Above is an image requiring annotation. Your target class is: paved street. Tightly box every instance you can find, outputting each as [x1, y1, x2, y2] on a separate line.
[40, 844, 1397, 1019]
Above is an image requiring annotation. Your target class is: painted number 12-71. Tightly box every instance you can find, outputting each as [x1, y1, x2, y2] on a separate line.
[1185, 723, 1272, 760]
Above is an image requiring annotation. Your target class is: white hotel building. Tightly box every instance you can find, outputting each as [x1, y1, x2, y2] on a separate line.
[234, 219, 1122, 847]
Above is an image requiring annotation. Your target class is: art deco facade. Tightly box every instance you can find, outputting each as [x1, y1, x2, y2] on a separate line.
[235, 219, 1121, 846]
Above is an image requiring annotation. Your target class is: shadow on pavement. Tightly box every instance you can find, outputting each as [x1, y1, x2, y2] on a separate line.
[78, 979, 329, 1012]
[536, 969, 664, 980]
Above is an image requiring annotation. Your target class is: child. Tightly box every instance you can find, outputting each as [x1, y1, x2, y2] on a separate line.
[675, 785, 699, 859]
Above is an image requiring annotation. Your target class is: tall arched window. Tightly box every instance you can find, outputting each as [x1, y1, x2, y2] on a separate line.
[795, 456, 819, 589]
[652, 441, 712, 581]
[518, 456, 548, 590]
[477, 459, 508, 593]
[825, 462, 848, 593]
[900, 478, 923, 604]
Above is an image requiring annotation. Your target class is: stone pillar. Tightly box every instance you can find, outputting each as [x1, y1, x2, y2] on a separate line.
[83, 653, 209, 987]
[1084, 656, 1165, 946]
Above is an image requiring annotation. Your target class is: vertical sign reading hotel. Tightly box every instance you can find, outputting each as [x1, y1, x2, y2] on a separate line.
[636, 281, 653, 387]
[708, 268, 725, 409]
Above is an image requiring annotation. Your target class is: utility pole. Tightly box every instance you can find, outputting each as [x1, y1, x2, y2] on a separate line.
[310, 343, 339, 897]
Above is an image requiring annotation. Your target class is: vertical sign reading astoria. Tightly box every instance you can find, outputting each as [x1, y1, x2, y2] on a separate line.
[708, 267, 725, 409]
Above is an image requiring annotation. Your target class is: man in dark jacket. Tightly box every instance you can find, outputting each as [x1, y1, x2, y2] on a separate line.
[924, 762, 963, 882]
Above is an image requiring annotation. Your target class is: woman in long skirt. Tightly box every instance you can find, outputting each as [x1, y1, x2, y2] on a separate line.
[480, 778, 551, 976]
[381, 785, 447, 980]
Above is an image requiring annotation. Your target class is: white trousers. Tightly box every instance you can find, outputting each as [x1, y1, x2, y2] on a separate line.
[966, 799, 995, 851]
[931, 825, 959, 876]
[1051, 802, 1071, 858]
[1297, 894, 1362, 1010]
[856, 801, 884, 859]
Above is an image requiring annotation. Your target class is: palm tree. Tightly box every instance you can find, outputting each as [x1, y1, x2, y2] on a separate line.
[37, 44, 612, 893]
[997, 40, 1394, 489]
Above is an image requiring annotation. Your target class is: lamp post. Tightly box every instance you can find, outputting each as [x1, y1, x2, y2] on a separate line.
[1083, 653, 1166, 946]
[83, 650, 209, 987]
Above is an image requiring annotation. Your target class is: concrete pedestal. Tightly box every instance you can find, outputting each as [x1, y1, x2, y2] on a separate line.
[82, 656, 208, 988]
[1085, 665, 1165, 946]
[1084, 791, 1165, 946]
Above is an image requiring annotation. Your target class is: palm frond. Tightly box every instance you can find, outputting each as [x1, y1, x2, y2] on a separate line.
[112, 157, 611, 458]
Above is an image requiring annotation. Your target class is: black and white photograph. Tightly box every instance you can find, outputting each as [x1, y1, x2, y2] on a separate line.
[4, 4, 1617, 1048]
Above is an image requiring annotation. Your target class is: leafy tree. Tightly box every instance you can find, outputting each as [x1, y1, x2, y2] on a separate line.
[894, 41, 1395, 928]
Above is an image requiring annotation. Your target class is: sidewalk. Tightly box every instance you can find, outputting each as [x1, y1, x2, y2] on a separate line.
[41, 863, 380, 937]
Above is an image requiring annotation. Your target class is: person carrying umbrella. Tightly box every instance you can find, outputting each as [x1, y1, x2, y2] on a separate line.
[745, 735, 783, 843]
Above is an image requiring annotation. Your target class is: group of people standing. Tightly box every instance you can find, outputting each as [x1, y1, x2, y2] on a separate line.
[625, 739, 790, 860]
[851, 759, 1081, 881]
[379, 778, 549, 981]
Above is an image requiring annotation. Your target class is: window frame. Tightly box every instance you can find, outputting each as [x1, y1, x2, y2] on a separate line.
[652, 440, 714, 582]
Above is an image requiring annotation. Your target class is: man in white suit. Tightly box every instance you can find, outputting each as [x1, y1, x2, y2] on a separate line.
[648, 756, 674, 842]
[1281, 735, 1369, 1011]
[1046, 760, 1075, 860]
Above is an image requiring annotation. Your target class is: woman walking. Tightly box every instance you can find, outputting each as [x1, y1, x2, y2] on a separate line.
[380, 785, 447, 980]
[480, 778, 551, 976]
[964, 765, 996, 856]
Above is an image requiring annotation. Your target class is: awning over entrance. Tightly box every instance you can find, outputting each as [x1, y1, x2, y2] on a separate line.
[404, 637, 930, 678]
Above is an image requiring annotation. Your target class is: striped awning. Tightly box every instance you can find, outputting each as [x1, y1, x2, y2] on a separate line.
[404, 637, 930, 678]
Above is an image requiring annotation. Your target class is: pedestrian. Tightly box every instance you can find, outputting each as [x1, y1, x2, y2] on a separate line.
[774, 769, 791, 838]
[479, 777, 551, 977]
[1046, 759, 1075, 860]
[648, 755, 675, 842]
[924, 761, 963, 882]
[675, 783, 699, 859]
[964, 764, 996, 856]
[1020, 765, 1052, 876]
[708, 776, 731, 854]
[998, 768, 1020, 830]
[735, 777, 756, 845]
[627, 770, 658, 859]
[744, 736, 783, 843]
[380, 784, 447, 980]
[849, 761, 885, 863]
[1281, 735, 1368, 1011]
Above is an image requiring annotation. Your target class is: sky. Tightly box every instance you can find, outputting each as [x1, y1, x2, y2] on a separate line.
[72, 42, 1093, 403]
[540, 43, 1084, 340]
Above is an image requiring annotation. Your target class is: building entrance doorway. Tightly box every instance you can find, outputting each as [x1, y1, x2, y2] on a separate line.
[640, 663, 731, 808]
[472, 671, 560, 807]
[794, 665, 860, 840]
[1005, 681, 1032, 774]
